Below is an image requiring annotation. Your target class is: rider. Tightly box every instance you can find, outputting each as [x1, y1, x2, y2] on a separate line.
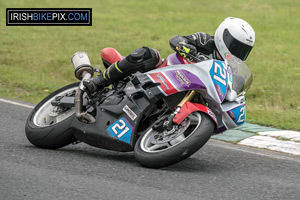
[83, 17, 255, 93]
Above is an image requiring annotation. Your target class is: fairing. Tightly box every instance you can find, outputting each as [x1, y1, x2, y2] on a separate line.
[147, 55, 252, 132]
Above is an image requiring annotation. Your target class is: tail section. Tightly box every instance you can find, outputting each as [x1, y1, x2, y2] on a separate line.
[101, 47, 124, 68]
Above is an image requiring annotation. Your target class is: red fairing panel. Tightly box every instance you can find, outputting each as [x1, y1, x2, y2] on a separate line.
[148, 72, 179, 96]
[173, 102, 217, 128]
[157, 59, 169, 68]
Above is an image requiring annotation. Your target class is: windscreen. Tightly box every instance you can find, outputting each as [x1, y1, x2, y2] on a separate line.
[227, 56, 253, 94]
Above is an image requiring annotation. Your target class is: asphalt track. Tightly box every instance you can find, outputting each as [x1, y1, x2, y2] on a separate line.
[1, 99, 300, 200]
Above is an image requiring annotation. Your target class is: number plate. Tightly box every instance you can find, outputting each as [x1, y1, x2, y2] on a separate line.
[226, 104, 246, 126]
[106, 118, 133, 144]
[209, 60, 228, 102]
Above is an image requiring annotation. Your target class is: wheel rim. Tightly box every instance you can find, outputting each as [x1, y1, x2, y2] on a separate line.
[140, 112, 202, 153]
[33, 87, 77, 127]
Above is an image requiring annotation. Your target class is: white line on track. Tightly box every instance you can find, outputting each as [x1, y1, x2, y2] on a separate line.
[258, 131, 300, 142]
[238, 135, 300, 156]
[209, 140, 300, 163]
[0, 98, 34, 109]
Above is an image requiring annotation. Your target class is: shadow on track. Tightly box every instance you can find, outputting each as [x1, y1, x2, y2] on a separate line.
[23, 143, 230, 173]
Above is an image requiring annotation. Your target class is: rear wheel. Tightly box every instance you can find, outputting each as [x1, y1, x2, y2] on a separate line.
[25, 83, 79, 149]
[134, 112, 214, 168]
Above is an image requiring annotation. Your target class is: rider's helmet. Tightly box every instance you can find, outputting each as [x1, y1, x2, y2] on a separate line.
[214, 17, 255, 61]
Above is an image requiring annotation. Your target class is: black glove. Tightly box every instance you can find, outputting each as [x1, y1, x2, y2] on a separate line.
[176, 42, 197, 61]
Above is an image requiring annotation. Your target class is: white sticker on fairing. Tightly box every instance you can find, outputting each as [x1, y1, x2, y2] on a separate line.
[122, 105, 137, 121]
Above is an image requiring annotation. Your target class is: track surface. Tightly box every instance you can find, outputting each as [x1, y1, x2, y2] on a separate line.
[1, 100, 299, 200]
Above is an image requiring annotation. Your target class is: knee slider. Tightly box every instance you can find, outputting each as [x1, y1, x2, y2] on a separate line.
[127, 47, 162, 70]
[117, 47, 163, 74]
[127, 47, 151, 64]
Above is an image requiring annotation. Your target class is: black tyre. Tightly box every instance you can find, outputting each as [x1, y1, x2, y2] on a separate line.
[134, 112, 214, 168]
[25, 83, 79, 149]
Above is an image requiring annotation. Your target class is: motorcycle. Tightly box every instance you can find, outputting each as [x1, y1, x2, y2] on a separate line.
[25, 48, 252, 168]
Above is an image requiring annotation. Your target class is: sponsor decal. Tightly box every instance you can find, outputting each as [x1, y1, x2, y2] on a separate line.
[122, 105, 137, 121]
[216, 85, 224, 98]
[225, 53, 232, 60]
[156, 74, 170, 90]
[148, 72, 178, 96]
[228, 110, 235, 120]
[208, 110, 217, 122]
[176, 70, 191, 87]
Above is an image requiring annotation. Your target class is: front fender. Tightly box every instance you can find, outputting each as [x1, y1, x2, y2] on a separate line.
[173, 102, 217, 128]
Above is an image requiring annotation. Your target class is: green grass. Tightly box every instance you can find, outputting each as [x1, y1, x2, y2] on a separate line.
[1, 0, 300, 130]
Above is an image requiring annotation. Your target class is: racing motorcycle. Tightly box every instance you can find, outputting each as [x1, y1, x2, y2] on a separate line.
[25, 48, 252, 168]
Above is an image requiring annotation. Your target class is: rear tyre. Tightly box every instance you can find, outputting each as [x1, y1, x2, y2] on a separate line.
[134, 112, 214, 168]
[25, 83, 79, 149]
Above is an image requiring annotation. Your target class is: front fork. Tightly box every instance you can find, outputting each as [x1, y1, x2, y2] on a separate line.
[174, 90, 196, 114]
[154, 90, 196, 131]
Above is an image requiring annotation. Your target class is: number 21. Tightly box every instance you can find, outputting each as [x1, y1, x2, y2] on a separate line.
[213, 62, 227, 86]
[112, 119, 130, 138]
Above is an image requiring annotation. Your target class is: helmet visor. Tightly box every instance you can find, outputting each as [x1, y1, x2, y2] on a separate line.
[223, 29, 253, 61]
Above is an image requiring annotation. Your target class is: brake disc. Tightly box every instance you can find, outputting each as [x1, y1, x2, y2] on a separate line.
[150, 118, 190, 144]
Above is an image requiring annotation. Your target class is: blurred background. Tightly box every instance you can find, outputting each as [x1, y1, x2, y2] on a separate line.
[1, 0, 299, 130]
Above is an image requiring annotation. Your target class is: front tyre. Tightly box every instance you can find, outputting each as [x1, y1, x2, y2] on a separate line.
[134, 112, 214, 168]
[25, 83, 79, 149]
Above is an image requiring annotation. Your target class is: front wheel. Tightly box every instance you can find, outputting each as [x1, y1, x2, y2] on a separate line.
[134, 112, 214, 168]
[25, 83, 79, 149]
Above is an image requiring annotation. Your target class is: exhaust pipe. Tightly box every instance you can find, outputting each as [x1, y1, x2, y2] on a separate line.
[71, 52, 94, 80]
[71, 52, 96, 123]
[75, 86, 96, 124]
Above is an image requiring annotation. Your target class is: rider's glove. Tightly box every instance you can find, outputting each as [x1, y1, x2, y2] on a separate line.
[176, 42, 197, 61]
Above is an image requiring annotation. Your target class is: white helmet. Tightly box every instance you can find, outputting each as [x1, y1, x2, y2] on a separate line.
[214, 17, 255, 61]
